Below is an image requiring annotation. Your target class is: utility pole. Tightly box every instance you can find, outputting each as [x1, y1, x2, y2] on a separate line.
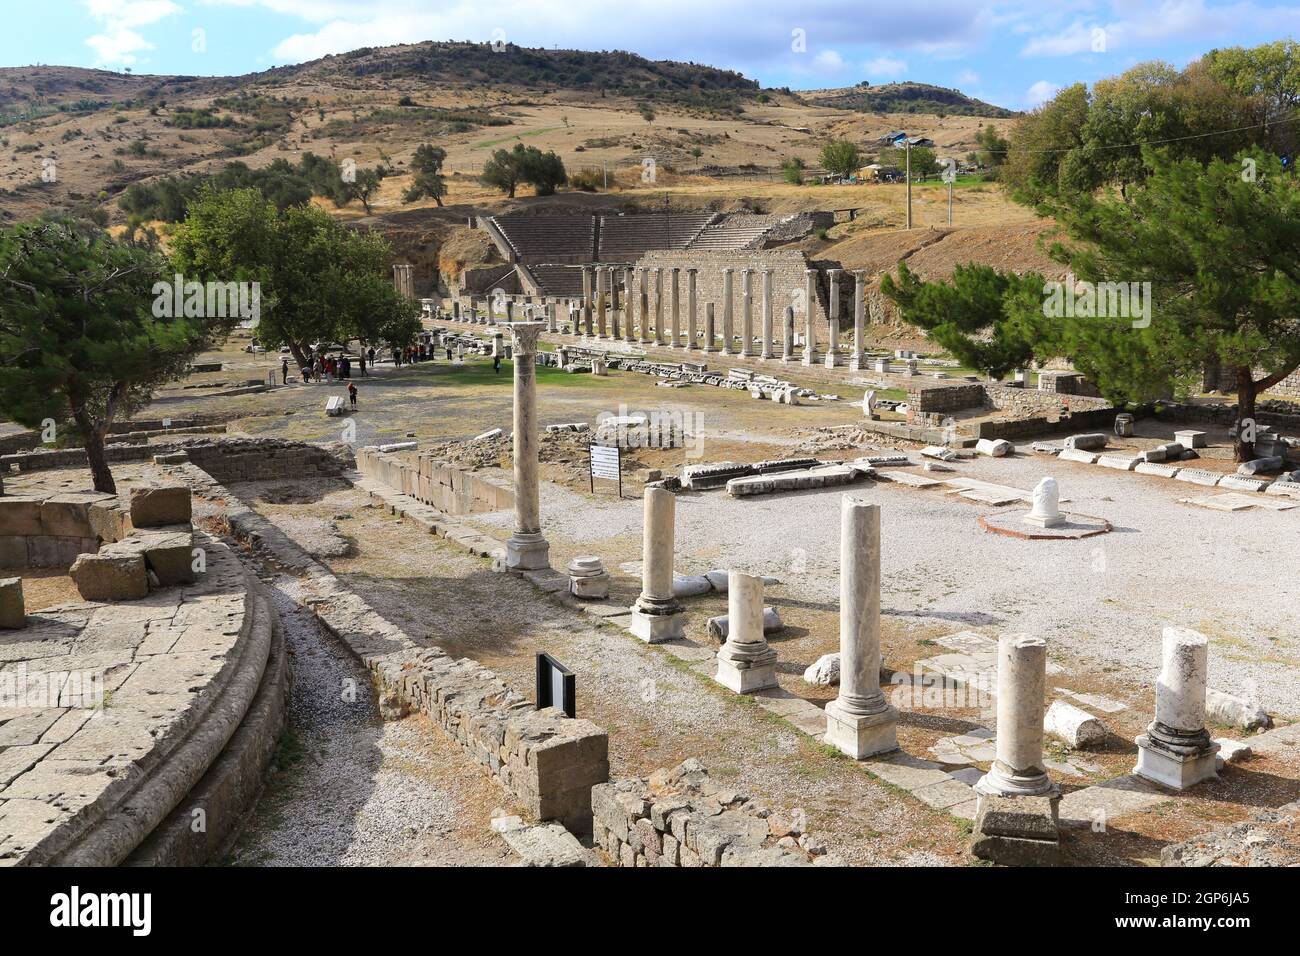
[905, 140, 913, 230]
[948, 179, 953, 225]
[602, 161, 607, 190]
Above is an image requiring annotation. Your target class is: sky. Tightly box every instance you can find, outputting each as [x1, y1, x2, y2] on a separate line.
[4, 1, 1299, 110]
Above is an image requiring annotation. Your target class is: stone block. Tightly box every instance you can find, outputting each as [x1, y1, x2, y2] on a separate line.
[87, 501, 132, 543]
[1175, 430, 1207, 449]
[1206, 689, 1271, 731]
[69, 551, 149, 602]
[1058, 448, 1099, 465]
[128, 484, 192, 529]
[975, 438, 1013, 458]
[0, 497, 44, 537]
[1135, 461, 1181, 479]
[40, 492, 111, 538]
[1218, 475, 1270, 493]
[1063, 433, 1107, 451]
[1044, 699, 1108, 749]
[1098, 454, 1142, 471]
[971, 794, 1060, 866]
[0, 536, 27, 569]
[113, 529, 197, 587]
[0, 576, 25, 628]
[1173, 468, 1223, 487]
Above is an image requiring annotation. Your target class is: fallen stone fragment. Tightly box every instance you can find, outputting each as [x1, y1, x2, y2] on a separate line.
[1206, 689, 1271, 731]
[1044, 699, 1108, 750]
[803, 653, 840, 686]
[707, 606, 783, 641]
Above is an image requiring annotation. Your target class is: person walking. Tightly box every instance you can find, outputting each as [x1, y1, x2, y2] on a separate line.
[348, 382, 357, 410]
[493, 353, 502, 374]
[281, 357, 288, 385]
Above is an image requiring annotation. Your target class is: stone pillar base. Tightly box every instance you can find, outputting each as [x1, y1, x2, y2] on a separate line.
[714, 647, 778, 694]
[802, 351, 820, 366]
[760, 351, 773, 360]
[970, 794, 1061, 866]
[630, 605, 685, 644]
[824, 700, 898, 759]
[975, 762, 1059, 799]
[1134, 733, 1219, 789]
[506, 532, 550, 571]
[1023, 512, 1066, 528]
[848, 356, 864, 371]
[823, 352, 842, 369]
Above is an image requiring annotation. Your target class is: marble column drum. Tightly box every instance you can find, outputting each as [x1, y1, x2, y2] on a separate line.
[504, 322, 550, 571]
[1135, 627, 1219, 789]
[824, 268, 842, 368]
[975, 635, 1058, 798]
[849, 272, 866, 370]
[760, 268, 774, 360]
[629, 487, 686, 643]
[740, 269, 754, 358]
[801, 269, 819, 365]
[714, 571, 778, 694]
[720, 268, 734, 355]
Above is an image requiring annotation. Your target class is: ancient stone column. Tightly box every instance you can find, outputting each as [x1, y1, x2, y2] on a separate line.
[849, 272, 866, 370]
[581, 266, 594, 338]
[595, 266, 607, 339]
[653, 267, 665, 345]
[760, 268, 774, 360]
[739, 269, 754, 358]
[782, 306, 795, 362]
[609, 267, 621, 339]
[720, 268, 734, 355]
[630, 487, 685, 643]
[825, 498, 898, 758]
[824, 269, 842, 368]
[703, 302, 716, 353]
[622, 267, 635, 342]
[505, 321, 550, 572]
[669, 267, 681, 349]
[801, 269, 819, 365]
[638, 268, 651, 344]
[715, 571, 778, 693]
[1135, 627, 1219, 789]
[975, 635, 1057, 798]
[685, 269, 699, 349]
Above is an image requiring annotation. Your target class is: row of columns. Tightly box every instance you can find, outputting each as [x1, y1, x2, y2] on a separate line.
[563, 265, 870, 363]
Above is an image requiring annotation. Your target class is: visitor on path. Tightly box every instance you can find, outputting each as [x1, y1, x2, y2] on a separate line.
[348, 382, 357, 409]
[367, 346, 376, 369]
[341, 356, 351, 379]
[281, 358, 288, 385]
[493, 354, 501, 374]
[446, 344, 453, 361]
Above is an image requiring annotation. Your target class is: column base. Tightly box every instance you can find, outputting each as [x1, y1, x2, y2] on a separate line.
[824, 352, 842, 369]
[760, 351, 773, 360]
[848, 355, 864, 371]
[802, 350, 820, 366]
[781, 353, 794, 363]
[506, 532, 550, 571]
[1134, 732, 1219, 790]
[1023, 512, 1066, 528]
[975, 761, 1059, 799]
[629, 602, 685, 644]
[970, 793, 1061, 866]
[714, 645, 778, 694]
[824, 699, 899, 759]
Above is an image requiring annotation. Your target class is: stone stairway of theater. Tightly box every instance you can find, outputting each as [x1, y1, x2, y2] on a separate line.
[526, 264, 588, 299]
[596, 212, 718, 261]
[686, 214, 787, 251]
[488, 214, 598, 261]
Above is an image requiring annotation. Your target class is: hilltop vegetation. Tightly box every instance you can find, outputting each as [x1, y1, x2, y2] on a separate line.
[809, 82, 1015, 118]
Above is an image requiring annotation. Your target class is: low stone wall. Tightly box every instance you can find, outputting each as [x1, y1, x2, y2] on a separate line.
[174, 460, 607, 833]
[356, 446, 514, 515]
[0, 492, 126, 570]
[591, 759, 831, 866]
[984, 383, 1111, 417]
[182, 438, 351, 484]
[906, 382, 985, 418]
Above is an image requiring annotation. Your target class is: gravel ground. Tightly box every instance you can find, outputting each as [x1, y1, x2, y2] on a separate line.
[463, 447, 1300, 717]
[224, 579, 518, 867]
[243, 482, 967, 866]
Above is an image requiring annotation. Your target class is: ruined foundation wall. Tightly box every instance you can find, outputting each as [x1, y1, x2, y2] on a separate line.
[356, 446, 514, 515]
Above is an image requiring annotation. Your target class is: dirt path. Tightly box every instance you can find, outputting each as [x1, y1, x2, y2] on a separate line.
[223, 580, 519, 867]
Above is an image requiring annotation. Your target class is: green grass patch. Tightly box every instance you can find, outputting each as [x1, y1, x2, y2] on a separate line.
[474, 126, 565, 149]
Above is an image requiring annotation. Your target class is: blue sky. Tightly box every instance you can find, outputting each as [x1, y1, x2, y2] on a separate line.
[6, 1, 1300, 110]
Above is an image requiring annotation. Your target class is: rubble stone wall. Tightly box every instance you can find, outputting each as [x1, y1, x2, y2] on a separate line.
[591, 759, 831, 866]
[356, 446, 514, 514]
[636, 249, 827, 326]
[182, 438, 350, 484]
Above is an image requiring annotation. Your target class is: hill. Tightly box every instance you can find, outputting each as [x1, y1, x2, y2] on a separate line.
[806, 82, 1016, 118]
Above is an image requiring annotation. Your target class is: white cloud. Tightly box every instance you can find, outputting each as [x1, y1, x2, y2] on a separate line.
[864, 55, 908, 78]
[956, 68, 980, 85]
[1026, 79, 1060, 106]
[84, 0, 180, 65]
[812, 49, 846, 71]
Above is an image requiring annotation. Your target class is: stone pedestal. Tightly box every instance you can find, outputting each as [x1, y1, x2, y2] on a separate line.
[1135, 627, 1219, 789]
[714, 571, 777, 693]
[630, 487, 685, 643]
[824, 498, 898, 758]
[760, 268, 774, 359]
[1023, 476, 1065, 528]
[568, 555, 610, 600]
[504, 322, 550, 571]
[970, 794, 1062, 866]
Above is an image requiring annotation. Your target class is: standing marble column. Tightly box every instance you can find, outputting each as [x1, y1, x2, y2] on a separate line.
[714, 571, 778, 693]
[668, 267, 681, 348]
[638, 268, 651, 344]
[801, 269, 819, 365]
[622, 268, 635, 342]
[825, 498, 898, 758]
[760, 268, 774, 360]
[686, 269, 699, 349]
[629, 487, 685, 643]
[824, 269, 842, 368]
[739, 269, 754, 357]
[580, 266, 594, 338]
[975, 635, 1057, 798]
[720, 268, 735, 355]
[546, 301, 558, 333]
[703, 302, 717, 352]
[595, 266, 607, 339]
[653, 268, 665, 345]
[504, 321, 550, 571]
[1135, 627, 1219, 789]
[782, 306, 795, 362]
[608, 268, 621, 339]
[849, 272, 866, 370]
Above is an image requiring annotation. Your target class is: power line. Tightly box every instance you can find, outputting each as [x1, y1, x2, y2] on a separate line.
[977, 111, 1300, 156]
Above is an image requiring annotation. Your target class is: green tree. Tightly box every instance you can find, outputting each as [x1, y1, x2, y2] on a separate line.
[0, 219, 221, 492]
[973, 124, 1010, 177]
[480, 143, 567, 197]
[880, 261, 1045, 378]
[818, 139, 860, 179]
[481, 145, 525, 198]
[345, 167, 384, 215]
[781, 157, 804, 184]
[1039, 149, 1300, 461]
[881, 144, 939, 178]
[403, 144, 448, 205]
